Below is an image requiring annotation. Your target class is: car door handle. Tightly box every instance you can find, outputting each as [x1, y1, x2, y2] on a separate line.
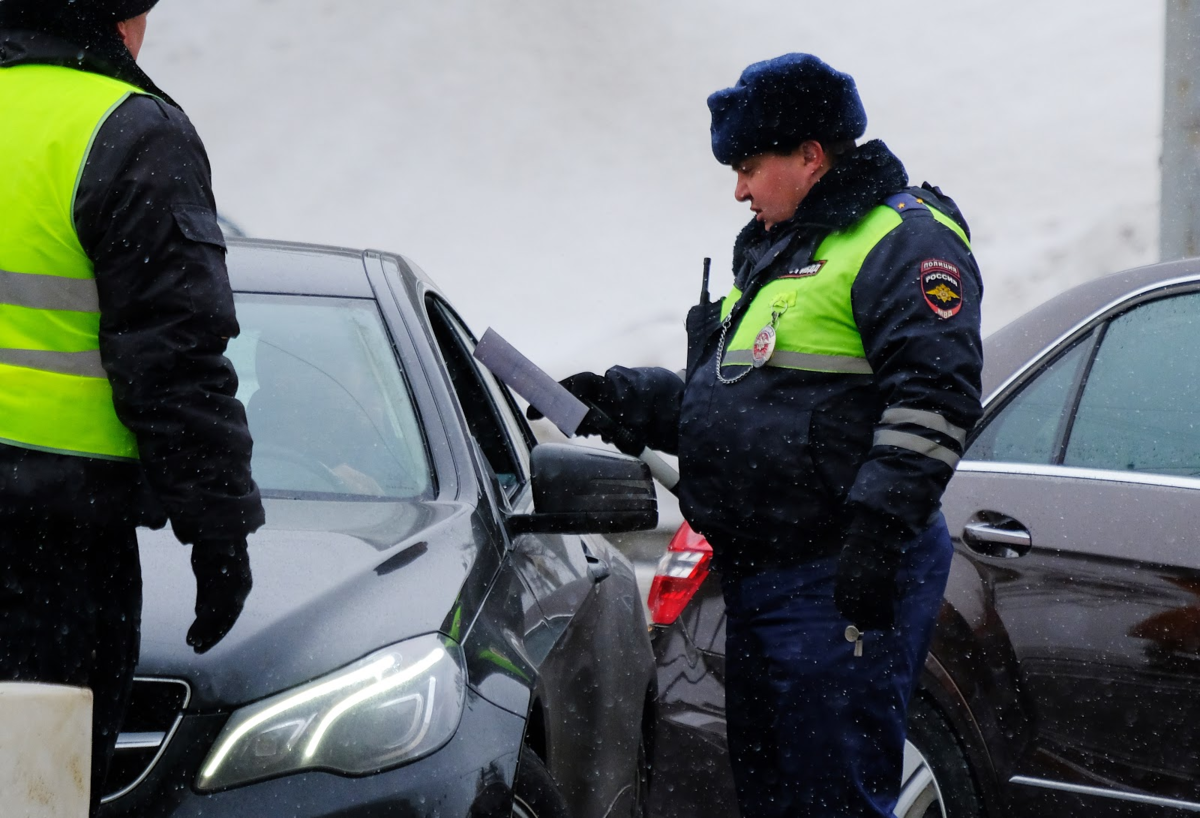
[581, 541, 611, 583]
[963, 519, 1032, 558]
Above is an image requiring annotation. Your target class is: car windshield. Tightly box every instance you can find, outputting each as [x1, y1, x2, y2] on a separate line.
[225, 294, 432, 500]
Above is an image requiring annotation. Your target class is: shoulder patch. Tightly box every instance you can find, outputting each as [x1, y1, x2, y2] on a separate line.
[885, 192, 928, 215]
[919, 259, 963, 319]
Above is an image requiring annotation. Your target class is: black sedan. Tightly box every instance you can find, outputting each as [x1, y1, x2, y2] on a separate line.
[98, 238, 659, 818]
[645, 259, 1200, 818]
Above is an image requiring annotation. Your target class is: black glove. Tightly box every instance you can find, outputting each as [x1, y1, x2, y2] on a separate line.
[187, 538, 253, 654]
[526, 372, 611, 438]
[526, 371, 648, 455]
[834, 534, 903, 632]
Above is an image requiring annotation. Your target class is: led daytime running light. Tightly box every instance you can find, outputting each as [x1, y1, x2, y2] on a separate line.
[200, 655, 397, 781]
[302, 647, 444, 760]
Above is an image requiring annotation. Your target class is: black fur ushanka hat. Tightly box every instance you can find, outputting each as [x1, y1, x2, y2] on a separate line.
[708, 53, 868, 165]
[0, 0, 160, 27]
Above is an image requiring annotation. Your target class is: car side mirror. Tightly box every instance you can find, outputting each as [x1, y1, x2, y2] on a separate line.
[508, 443, 658, 535]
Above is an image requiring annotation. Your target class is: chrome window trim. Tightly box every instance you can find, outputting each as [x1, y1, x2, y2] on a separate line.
[102, 677, 192, 804]
[957, 460, 1200, 491]
[1010, 776, 1200, 812]
[982, 274, 1200, 408]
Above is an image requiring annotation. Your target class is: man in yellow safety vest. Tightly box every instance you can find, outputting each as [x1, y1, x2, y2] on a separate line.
[0, 2, 263, 811]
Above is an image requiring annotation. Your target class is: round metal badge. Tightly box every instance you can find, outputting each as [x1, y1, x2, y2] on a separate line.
[751, 324, 776, 367]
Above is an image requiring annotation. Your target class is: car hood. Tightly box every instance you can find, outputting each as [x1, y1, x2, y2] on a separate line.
[136, 497, 489, 708]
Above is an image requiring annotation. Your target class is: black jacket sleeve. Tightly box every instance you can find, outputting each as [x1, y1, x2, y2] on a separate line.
[74, 94, 264, 545]
[845, 206, 984, 546]
[603, 365, 685, 456]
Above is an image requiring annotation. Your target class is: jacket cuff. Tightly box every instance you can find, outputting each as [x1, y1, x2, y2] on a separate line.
[169, 490, 265, 545]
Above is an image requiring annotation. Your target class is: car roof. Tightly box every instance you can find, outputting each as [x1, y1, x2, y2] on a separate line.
[225, 236, 388, 298]
[982, 257, 1200, 400]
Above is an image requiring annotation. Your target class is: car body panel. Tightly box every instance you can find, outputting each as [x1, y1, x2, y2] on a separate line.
[135, 497, 483, 707]
[647, 572, 738, 818]
[535, 538, 653, 818]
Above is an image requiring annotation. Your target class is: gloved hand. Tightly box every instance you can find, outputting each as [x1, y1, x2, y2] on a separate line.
[834, 534, 903, 632]
[526, 372, 611, 437]
[526, 371, 649, 455]
[187, 537, 253, 654]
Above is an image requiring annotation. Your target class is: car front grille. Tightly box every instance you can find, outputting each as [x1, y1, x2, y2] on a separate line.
[102, 677, 191, 803]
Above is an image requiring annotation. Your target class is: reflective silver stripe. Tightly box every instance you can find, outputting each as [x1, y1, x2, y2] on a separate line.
[879, 407, 967, 446]
[723, 349, 874, 374]
[956, 460, 1200, 492]
[873, 430, 961, 468]
[0, 269, 100, 312]
[1010, 776, 1200, 813]
[0, 348, 106, 378]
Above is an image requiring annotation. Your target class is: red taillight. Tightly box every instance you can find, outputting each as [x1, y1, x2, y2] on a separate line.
[647, 522, 713, 626]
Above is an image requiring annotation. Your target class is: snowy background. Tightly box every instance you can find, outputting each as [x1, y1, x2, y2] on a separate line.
[140, 1, 1165, 377]
[138, 1, 1166, 530]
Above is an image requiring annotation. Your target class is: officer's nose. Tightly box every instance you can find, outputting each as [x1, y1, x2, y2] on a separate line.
[734, 176, 750, 203]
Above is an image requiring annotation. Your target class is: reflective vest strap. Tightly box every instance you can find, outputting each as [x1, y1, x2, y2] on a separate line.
[0, 362, 137, 460]
[0, 348, 106, 378]
[720, 287, 743, 321]
[0, 268, 101, 311]
[722, 348, 875, 374]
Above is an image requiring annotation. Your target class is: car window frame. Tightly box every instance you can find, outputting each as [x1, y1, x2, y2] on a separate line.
[1058, 289, 1200, 476]
[962, 277, 1200, 492]
[423, 295, 533, 505]
[964, 330, 1098, 466]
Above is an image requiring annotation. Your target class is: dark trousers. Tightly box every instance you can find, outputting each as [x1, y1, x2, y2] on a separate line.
[721, 517, 953, 818]
[0, 514, 142, 817]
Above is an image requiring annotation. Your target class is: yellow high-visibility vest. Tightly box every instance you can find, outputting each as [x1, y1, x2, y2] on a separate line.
[720, 200, 969, 375]
[0, 64, 145, 460]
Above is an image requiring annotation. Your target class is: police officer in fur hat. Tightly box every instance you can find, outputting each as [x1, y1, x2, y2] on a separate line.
[536, 54, 983, 816]
[0, 2, 263, 811]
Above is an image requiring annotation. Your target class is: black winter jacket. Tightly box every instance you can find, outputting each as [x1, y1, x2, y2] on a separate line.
[606, 141, 983, 574]
[0, 29, 264, 544]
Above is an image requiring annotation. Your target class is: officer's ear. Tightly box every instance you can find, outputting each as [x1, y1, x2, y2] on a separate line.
[795, 140, 832, 176]
[116, 13, 150, 61]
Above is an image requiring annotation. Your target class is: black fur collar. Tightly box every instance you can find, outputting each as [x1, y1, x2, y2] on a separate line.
[732, 139, 908, 273]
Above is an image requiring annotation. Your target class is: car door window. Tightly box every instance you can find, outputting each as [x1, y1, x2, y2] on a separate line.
[227, 294, 433, 499]
[965, 335, 1093, 464]
[1063, 291, 1200, 477]
[426, 298, 529, 497]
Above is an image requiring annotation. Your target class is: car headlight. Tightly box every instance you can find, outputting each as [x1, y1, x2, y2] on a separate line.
[196, 633, 465, 791]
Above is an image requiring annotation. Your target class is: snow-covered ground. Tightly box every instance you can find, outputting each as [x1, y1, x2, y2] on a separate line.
[141, 1, 1164, 378]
